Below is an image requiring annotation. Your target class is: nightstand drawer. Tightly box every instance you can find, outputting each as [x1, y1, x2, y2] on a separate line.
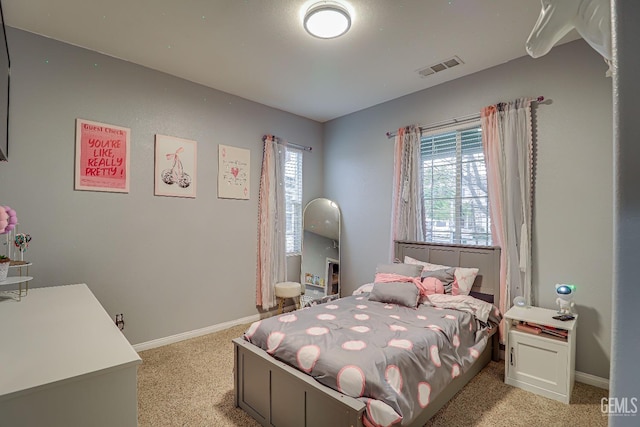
[507, 330, 568, 395]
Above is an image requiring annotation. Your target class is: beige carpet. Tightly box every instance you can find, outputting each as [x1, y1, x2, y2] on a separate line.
[138, 323, 608, 426]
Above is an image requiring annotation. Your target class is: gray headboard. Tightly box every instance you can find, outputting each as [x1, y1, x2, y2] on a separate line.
[394, 240, 501, 305]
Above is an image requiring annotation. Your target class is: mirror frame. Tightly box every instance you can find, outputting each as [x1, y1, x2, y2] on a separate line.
[300, 198, 341, 299]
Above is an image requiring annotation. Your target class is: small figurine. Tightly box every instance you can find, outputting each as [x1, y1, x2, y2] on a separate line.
[555, 284, 576, 315]
[14, 233, 31, 261]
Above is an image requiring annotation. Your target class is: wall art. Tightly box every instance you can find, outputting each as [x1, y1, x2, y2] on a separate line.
[218, 144, 249, 199]
[75, 118, 130, 193]
[154, 134, 197, 198]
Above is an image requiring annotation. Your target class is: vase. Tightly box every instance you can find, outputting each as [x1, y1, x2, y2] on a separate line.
[0, 261, 9, 281]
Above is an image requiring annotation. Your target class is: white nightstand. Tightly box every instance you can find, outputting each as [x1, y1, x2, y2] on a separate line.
[504, 305, 577, 404]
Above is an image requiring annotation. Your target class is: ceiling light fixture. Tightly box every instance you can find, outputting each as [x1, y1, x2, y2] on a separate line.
[304, 2, 351, 39]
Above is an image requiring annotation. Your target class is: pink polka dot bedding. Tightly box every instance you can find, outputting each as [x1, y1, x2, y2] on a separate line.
[244, 294, 501, 426]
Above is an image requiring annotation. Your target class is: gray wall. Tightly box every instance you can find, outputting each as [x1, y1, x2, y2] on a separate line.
[611, 1, 640, 424]
[0, 28, 324, 345]
[324, 40, 613, 379]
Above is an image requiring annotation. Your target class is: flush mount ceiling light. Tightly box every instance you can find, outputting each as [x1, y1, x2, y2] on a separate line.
[304, 2, 351, 39]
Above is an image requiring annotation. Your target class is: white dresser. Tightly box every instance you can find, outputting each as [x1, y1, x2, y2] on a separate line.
[0, 284, 141, 427]
[504, 305, 577, 404]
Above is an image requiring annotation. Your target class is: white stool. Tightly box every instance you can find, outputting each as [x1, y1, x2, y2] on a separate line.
[275, 282, 302, 314]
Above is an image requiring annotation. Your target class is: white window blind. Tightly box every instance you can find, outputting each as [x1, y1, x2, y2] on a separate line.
[284, 148, 303, 255]
[421, 123, 492, 246]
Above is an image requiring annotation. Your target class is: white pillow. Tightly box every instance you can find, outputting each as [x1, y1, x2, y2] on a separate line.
[352, 283, 374, 295]
[404, 255, 479, 296]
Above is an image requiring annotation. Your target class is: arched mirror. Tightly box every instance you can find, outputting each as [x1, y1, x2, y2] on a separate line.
[301, 198, 341, 301]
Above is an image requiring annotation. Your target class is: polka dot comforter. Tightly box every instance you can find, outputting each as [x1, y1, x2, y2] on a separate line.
[244, 294, 501, 426]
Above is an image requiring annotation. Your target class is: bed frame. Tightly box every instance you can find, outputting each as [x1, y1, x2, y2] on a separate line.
[233, 241, 501, 427]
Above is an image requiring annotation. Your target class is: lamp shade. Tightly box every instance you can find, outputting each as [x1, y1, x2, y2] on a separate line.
[304, 2, 351, 39]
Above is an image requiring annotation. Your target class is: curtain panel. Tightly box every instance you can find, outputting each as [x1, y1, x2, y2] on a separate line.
[481, 99, 534, 318]
[256, 135, 287, 310]
[391, 125, 425, 255]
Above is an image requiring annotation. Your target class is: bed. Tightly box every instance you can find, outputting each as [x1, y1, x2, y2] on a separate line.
[233, 241, 501, 427]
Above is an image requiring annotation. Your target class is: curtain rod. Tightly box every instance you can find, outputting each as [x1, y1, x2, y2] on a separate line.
[262, 135, 312, 152]
[386, 96, 545, 139]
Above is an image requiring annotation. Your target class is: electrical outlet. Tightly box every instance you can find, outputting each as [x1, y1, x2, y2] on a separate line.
[115, 313, 125, 331]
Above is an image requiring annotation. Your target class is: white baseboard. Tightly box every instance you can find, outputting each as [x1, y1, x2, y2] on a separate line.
[576, 371, 610, 390]
[132, 303, 299, 352]
[133, 306, 295, 352]
[490, 350, 609, 390]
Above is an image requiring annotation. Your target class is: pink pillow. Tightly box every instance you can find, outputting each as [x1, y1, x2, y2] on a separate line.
[421, 277, 445, 295]
[451, 268, 479, 295]
[404, 256, 479, 296]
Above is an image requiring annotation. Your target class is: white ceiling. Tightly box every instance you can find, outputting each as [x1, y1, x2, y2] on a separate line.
[2, 0, 579, 123]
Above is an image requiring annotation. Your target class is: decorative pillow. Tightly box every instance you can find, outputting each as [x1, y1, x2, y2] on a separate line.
[421, 268, 456, 294]
[368, 281, 420, 308]
[421, 277, 445, 295]
[376, 263, 423, 277]
[352, 283, 374, 295]
[404, 256, 479, 296]
[452, 267, 480, 295]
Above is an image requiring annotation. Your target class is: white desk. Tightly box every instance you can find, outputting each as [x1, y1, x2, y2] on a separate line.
[0, 284, 141, 427]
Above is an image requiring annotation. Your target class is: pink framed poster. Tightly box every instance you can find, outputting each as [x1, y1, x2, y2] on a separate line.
[154, 134, 197, 198]
[75, 118, 130, 193]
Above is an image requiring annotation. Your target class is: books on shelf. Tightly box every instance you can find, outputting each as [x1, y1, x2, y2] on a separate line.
[515, 323, 541, 334]
[515, 321, 568, 339]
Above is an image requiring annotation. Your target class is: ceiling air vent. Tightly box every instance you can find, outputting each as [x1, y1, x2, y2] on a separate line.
[417, 56, 464, 78]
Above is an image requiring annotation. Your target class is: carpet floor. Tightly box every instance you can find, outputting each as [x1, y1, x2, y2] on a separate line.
[137, 323, 608, 427]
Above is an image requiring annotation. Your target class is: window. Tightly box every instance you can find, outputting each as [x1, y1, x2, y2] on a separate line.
[284, 148, 303, 255]
[421, 124, 492, 246]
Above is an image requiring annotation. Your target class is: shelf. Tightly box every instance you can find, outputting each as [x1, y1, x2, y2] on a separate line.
[0, 276, 33, 286]
[504, 305, 577, 331]
[9, 261, 32, 268]
[0, 261, 33, 301]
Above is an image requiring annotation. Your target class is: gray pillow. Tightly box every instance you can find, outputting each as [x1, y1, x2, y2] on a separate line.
[368, 282, 420, 308]
[376, 263, 423, 277]
[422, 268, 456, 294]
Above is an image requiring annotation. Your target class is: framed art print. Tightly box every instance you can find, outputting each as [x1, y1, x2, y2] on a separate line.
[154, 134, 197, 198]
[75, 118, 130, 193]
[218, 144, 249, 199]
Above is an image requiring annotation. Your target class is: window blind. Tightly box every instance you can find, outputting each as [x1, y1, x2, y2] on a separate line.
[284, 148, 303, 255]
[421, 123, 492, 246]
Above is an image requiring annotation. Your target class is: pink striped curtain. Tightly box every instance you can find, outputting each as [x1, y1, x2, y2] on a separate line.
[390, 125, 424, 258]
[256, 136, 287, 310]
[481, 99, 534, 320]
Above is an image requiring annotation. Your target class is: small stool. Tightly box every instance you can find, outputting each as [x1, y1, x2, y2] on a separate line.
[275, 282, 302, 314]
